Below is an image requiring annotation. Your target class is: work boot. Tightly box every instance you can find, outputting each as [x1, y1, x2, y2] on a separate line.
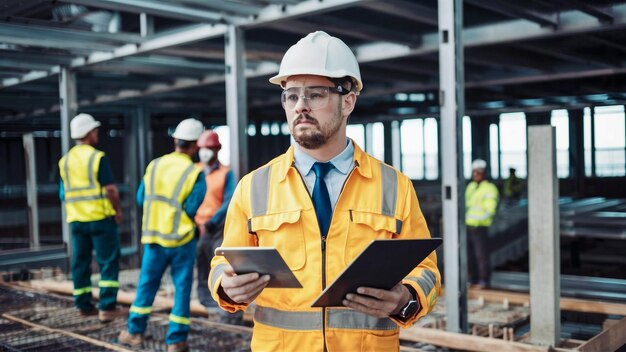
[118, 330, 143, 347]
[99, 308, 127, 323]
[79, 306, 98, 317]
[167, 341, 189, 352]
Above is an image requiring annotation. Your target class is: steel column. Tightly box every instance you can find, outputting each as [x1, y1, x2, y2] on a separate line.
[59, 68, 76, 255]
[391, 121, 401, 169]
[439, 0, 468, 333]
[22, 133, 40, 249]
[528, 125, 560, 346]
[224, 25, 248, 180]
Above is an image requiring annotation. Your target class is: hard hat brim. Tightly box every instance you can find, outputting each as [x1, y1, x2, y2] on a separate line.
[269, 69, 363, 92]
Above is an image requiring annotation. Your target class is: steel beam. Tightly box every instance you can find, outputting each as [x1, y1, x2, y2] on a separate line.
[528, 125, 560, 347]
[167, 0, 263, 16]
[1, 0, 366, 89]
[67, 0, 226, 23]
[58, 68, 76, 256]
[22, 133, 40, 249]
[554, 0, 614, 23]
[224, 25, 248, 181]
[466, 0, 558, 28]
[439, 0, 468, 334]
[362, 1, 438, 26]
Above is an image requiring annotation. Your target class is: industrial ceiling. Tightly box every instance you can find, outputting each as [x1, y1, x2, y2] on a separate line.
[1, 0, 626, 131]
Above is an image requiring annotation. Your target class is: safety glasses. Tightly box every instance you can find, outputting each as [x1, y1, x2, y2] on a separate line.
[281, 85, 349, 111]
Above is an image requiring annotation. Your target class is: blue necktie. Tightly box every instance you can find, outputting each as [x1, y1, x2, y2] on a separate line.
[312, 162, 334, 238]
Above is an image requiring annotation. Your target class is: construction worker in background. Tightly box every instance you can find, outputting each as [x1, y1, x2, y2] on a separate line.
[58, 113, 123, 323]
[193, 130, 243, 325]
[465, 159, 499, 289]
[209, 31, 440, 351]
[118, 118, 206, 352]
[503, 167, 522, 202]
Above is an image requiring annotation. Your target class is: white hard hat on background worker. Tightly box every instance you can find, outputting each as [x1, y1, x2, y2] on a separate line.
[70, 113, 101, 139]
[171, 118, 204, 141]
[269, 31, 363, 93]
[471, 159, 487, 170]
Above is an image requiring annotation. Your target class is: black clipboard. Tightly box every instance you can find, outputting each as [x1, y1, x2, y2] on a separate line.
[215, 247, 302, 288]
[311, 238, 441, 307]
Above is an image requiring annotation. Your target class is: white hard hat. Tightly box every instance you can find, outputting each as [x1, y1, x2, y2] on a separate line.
[70, 113, 101, 139]
[172, 118, 204, 141]
[269, 31, 363, 93]
[471, 159, 487, 170]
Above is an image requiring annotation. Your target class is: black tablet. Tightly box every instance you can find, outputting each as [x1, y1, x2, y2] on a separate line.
[215, 247, 303, 288]
[311, 238, 442, 307]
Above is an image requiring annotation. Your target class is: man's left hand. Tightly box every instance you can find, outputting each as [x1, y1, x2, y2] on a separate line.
[342, 282, 412, 318]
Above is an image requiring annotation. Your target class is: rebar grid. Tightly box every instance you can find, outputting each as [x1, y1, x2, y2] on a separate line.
[0, 286, 252, 352]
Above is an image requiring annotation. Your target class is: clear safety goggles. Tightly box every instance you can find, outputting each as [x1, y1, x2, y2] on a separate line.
[281, 85, 350, 111]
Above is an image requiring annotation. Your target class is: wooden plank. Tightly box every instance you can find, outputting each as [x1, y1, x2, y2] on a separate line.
[577, 317, 626, 352]
[400, 327, 550, 352]
[2, 313, 134, 352]
[467, 288, 626, 316]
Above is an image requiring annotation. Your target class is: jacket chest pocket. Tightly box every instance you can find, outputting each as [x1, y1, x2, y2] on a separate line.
[248, 209, 306, 270]
[345, 210, 402, 265]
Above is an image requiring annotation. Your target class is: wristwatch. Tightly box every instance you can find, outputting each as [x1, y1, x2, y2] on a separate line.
[393, 285, 420, 320]
[396, 298, 420, 320]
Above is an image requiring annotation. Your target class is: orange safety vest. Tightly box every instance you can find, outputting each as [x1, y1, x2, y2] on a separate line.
[194, 163, 229, 226]
[209, 142, 440, 352]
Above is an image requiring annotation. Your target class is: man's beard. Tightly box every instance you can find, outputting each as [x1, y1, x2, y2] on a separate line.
[292, 112, 342, 150]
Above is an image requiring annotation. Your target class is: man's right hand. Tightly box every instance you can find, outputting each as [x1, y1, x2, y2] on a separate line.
[220, 265, 270, 304]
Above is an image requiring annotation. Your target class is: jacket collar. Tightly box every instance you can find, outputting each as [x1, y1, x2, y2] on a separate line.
[277, 138, 373, 182]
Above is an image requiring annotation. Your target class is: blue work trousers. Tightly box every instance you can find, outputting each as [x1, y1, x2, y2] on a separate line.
[128, 239, 197, 344]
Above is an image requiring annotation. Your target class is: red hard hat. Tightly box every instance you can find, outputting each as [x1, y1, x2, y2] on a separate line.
[197, 130, 221, 149]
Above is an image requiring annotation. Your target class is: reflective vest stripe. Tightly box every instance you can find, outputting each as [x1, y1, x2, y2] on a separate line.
[171, 163, 197, 233]
[254, 306, 396, 331]
[144, 194, 180, 208]
[380, 163, 398, 218]
[169, 314, 190, 325]
[98, 280, 119, 288]
[141, 232, 193, 247]
[143, 157, 161, 233]
[250, 165, 271, 217]
[327, 309, 396, 330]
[255, 306, 322, 330]
[130, 305, 152, 315]
[211, 263, 227, 292]
[73, 286, 92, 295]
[64, 149, 98, 192]
[406, 269, 437, 297]
[467, 212, 493, 221]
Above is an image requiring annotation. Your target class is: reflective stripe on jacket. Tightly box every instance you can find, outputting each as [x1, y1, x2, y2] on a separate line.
[141, 152, 201, 248]
[194, 163, 229, 226]
[59, 144, 115, 223]
[209, 142, 440, 352]
[465, 180, 499, 227]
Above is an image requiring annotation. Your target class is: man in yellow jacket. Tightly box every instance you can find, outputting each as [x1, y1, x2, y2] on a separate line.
[209, 31, 440, 352]
[465, 159, 499, 289]
[59, 113, 123, 323]
[118, 118, 206, 352]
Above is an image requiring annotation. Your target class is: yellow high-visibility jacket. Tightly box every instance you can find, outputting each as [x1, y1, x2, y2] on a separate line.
[465, 180, 499, 227]
[59, 144, 115, 223]
[210, 143, 440, 352]
[141, 152, 201, 248]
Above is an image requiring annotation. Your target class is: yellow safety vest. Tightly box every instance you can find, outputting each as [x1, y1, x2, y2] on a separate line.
[141, 152, 201, 248]
[59, 144, 115, 223]
[465, 180, 499, 227]
[210, 142, 440, 352]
